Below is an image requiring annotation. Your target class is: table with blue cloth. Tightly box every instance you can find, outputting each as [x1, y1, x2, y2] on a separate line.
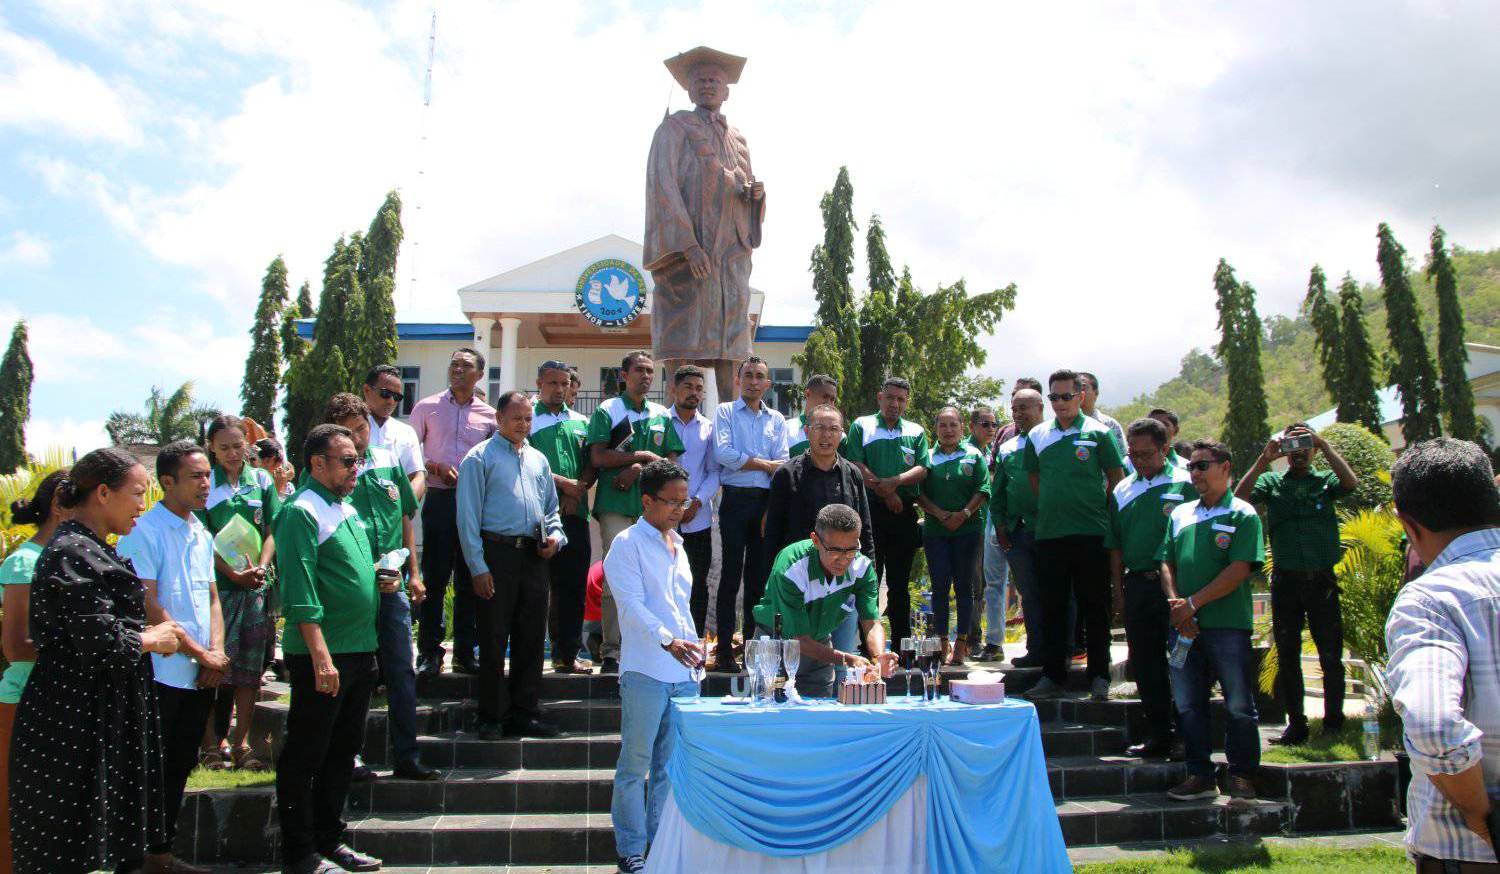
[644, 696, 1070, 873]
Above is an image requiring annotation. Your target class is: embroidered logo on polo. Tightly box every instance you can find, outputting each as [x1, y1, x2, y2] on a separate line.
[1214, 532, 1232, 549]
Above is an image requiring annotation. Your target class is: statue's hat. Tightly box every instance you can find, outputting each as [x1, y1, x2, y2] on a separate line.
[664, 46, 747, 90]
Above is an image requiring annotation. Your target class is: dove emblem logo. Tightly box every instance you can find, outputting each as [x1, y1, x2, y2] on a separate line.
[575, 259, 647, 328]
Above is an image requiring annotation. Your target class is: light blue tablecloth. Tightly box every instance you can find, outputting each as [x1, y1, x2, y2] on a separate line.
[665, 696, 1070, 873]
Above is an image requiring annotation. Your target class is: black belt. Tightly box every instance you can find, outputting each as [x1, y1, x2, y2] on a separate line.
[723, 485, 769, 496]
[1416, 857, 1500, 873]
[481, 532, 539, 550]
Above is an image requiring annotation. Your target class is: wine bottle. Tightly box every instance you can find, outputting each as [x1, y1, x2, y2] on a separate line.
[773, 612, 788, 703]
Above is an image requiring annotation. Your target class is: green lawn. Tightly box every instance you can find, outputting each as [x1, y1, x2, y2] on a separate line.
[185, 766, 275, 790]
[1075, 843, 1408, 873]
[1260, 716, 1400, 764]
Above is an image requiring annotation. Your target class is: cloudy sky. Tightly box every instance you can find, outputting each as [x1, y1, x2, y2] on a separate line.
[3, 0, 1499, 453]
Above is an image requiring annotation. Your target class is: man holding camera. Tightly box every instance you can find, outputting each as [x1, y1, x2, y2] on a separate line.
[1234, 422, 1358, 745]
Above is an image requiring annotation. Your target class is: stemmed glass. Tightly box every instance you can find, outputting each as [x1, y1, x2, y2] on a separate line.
[753, 640, 780, 705]
[683, 636, 707, 685]
[900, 637, 919, 700]
[743, 639, 765, 706]
[781, 639, 801, 701]
[920, 637, 943, 703]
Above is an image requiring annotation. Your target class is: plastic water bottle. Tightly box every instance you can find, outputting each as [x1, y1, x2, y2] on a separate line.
[1167, 631, 1194, 669]
[1362, 702, 1381, 760]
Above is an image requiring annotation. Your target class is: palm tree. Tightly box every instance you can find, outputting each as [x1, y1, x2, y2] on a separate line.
[106, 382, 222, 447]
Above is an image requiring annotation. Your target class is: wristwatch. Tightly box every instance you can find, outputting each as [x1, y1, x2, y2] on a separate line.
[1186, 596, 1198, 613]
[658, 627, 675, 649]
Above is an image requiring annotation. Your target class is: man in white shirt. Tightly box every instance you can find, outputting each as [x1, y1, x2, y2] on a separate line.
[670, 365, 719, 636]
[118, 440, 226, 874]
[603, 460, 704, 874]
[363, 364, 426, 499]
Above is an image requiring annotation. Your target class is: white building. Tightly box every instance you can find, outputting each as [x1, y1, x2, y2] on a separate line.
[299, 234, 812, 415]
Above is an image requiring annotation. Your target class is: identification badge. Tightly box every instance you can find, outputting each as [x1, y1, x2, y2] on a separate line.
[1211, 522, 1236, 533]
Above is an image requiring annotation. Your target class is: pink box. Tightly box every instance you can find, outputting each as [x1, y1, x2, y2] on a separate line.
[949, 680, 1006, 703]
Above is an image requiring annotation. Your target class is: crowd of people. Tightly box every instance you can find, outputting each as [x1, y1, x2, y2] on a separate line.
[0, 343, 1497, 873]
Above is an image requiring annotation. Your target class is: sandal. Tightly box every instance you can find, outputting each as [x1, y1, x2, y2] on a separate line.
[230, 746, 269, 772]
[197, 747, 229, 772]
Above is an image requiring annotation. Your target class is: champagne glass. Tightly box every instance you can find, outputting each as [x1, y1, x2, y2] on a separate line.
[782, 639, 801, 700]
[758, 642, 779, 706]
[744, 640, 763, 706]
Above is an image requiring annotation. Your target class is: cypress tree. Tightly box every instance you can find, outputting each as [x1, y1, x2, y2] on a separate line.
[1429, 225, 1479, 442]
[281, 281, 313, 363]
[1302, 265, 1343, 400]
[1214, 260, 1269, 476]
[796, 167, 860, 417]
[0, 321, 33, 473]
[355, 191, 403, 381]
[1376, 223, 1441, 445]
[284, 236, 363, 467]
[241, 255, 288, 426]
[1336, 274, 1385, 438]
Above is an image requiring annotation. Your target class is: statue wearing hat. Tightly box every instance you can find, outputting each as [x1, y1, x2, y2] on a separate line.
[644, 46, 765, 397]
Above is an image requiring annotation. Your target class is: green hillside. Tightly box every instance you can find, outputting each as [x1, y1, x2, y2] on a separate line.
[1110, 246, 1500, 441]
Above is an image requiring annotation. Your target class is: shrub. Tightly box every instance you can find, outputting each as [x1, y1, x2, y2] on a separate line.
[1316, 422, 1394, 510]
[1336, 507, 1406, 670]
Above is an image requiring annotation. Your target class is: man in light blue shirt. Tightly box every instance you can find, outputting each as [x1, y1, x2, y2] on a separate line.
[117, 440, 226, 873]
[671, 365, 719, 635]
[711, 356, 789, 668]
[457, 390, 566, 739]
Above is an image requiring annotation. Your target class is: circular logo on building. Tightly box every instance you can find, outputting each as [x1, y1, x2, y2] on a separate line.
[1074, 444, 1091, 462]
[575, 259, 646, 327]
[1214, 531, 1232, 550]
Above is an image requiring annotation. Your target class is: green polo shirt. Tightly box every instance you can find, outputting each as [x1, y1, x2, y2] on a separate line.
[989, 433, 1037, 533]
[921, 442, 991, 538]
[1022, 414, 1125, 540]
[348, 446, 417, 571]
[276, 480, 378, 654]
[787, 413, 811, 458]
[1105, 464, 1195, 573]
[1250, 469, 1348, 572]
[1160, 490, 1265, 631]
[843, 414, 931, 501]
[752, 539, 880, 643]
[532, 401, 592, 520]
[587, 395, 685, 519]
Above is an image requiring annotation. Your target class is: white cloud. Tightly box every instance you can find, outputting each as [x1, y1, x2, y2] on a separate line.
[0, 25, 138, 144]
[24, 418, 107, 457]
[0, 230, 50, 267]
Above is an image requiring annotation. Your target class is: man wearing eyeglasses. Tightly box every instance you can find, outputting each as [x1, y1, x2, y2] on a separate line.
[363, 365, 426, 500]
[754, 503, 898, 698]
[1023, 369, 1125, 701]
[532, 361, 597, 674]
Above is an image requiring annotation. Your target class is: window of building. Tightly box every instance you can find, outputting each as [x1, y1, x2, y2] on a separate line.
[487, 367, 503, 407]
[398, 366, 420, 417]
[769, 367, 797, 416]
[600, 367, 622, 398]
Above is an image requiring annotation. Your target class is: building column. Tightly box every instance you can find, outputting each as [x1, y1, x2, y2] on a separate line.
[497, 316, 521, 393]
[471, 316, 493, 357]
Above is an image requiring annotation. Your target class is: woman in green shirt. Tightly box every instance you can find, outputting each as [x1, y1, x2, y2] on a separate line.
[198, 415, 280, 771]
[917, 407, 991, 667]
[0, 469, 67, 874]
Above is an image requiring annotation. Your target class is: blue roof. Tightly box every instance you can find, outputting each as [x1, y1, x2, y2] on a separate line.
[295, 319, 812, 344]
[1306, 385, 1404, 432]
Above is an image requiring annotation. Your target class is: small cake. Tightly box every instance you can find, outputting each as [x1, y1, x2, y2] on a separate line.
[836, 666, 888, 705]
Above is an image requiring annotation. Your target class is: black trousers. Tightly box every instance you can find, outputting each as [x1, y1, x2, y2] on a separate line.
[152, 682, 216, 854]
[546, 515, 592, 662]
[1271, 568, 1346, 724]
[870, 497, 923, 645]
[275, 651, 376, 862]
[1036, 535, 1110, 684]
[1122, 572, 1174, 744]
[418, 488, 478, 663]
[683, 528, 713, 637]
[476, 539, 550, 726]
[717, 487, 770, 651]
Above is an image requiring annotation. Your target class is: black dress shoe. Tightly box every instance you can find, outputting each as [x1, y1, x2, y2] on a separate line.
[504, 716, 563, 738]
[282, 853, 341, 874]
[1127, 738, 1176, 759]
[350, 761, 376, 783]
[1010, 653, 1043, 668]
[415, 656, 439, 679]
[599, 657, 620, 675]
[319, 843, 382, 872]
[453, 658, 481, 675]
[393, 759, 441, 781]
[1270, 721, 1309, 746]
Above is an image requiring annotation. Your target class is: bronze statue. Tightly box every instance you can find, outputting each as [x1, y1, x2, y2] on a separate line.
[644, 46, 766, 396]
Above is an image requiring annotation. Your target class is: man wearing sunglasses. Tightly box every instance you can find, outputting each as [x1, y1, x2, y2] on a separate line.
[1023, 369, 1125, 700]
[363, 365, 426, 501]
[754, 503, 898, 698]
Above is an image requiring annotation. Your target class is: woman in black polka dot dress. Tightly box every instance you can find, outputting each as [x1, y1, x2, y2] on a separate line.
[10, 449, 186, 874]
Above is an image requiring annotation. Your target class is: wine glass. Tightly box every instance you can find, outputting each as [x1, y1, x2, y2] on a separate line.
[781, 639, 801, 700]
[683, 636, 707, 685]
[921, 637, 943, 702]
[900, 637, 919, 699]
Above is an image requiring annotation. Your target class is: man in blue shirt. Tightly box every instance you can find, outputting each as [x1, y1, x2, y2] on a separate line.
[118, 440, 226, 874]
[670, 365, 719, 636]
[711, 356, 789, 669]
[458, 390, 566, 739]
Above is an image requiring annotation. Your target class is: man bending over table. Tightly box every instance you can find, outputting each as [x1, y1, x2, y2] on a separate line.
[754, 504, 899, 697]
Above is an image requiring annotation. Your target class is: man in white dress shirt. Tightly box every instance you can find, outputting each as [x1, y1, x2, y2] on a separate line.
[670, 365, 719, 636]
[604, 460, 704, 874]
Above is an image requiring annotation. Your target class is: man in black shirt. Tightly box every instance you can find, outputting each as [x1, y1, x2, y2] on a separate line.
[765, 404, 874, 559]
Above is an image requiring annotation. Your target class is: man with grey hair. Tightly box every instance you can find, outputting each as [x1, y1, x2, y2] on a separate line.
[1385, 438, 1500, 870]
[753, 504, 899, 697]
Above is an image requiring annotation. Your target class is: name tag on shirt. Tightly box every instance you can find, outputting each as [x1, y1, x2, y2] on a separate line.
[1162, 493, 1185, 502]
[1075, 440, 1097, 447]
[1211, 522, 1236, 533]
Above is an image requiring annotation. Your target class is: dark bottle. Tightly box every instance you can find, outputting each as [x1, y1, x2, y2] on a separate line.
[773, 613, 788, 703]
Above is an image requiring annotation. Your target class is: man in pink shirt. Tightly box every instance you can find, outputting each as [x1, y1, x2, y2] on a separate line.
[411, 347, 498, 677]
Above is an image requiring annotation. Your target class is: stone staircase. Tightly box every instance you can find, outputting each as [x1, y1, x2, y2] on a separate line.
[175, 660, 1398, 870]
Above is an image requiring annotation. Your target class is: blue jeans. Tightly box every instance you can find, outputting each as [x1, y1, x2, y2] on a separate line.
[376, 589, 420, 766]
[1003, 527, 1045, 659]
[925, 531, 981, 639]
[982, 523, 1011, 646]
[1169, 627, 1260, 777]
[614, 671, 699, 857]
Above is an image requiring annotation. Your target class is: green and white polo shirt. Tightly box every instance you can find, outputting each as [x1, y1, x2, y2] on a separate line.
[1160, 490, 1265, 631]
[787, 412, 811, 457]
[752, 539, 881, 643]
[1104, 463, 1195, 573]
[197, 464, 281, 589]
[921, 442, 991, 538]
[843, 414, 931, 500]
[348, 445, 417, 568]
[1022, 414, 1125, 540]
[587, 395, 685, 519]
[532, 401, 592, 520]
[990, 433, 1038, 533]
[276, 480, 378, 655]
